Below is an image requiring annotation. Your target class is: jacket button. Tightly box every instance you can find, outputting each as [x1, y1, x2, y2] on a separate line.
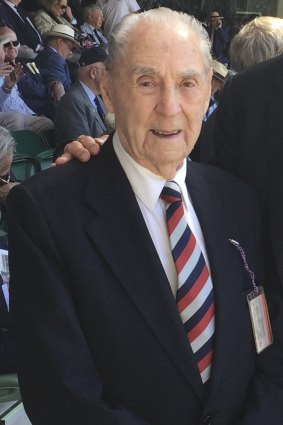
[201, 416, 213, 425]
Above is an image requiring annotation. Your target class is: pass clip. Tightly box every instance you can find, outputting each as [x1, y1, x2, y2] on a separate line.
[228, 239, 273, 353]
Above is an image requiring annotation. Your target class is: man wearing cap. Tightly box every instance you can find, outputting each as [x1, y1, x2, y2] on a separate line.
[207, 11, 229, 66]
[54, 46, 108, 144]
[34, 24, 81, 103]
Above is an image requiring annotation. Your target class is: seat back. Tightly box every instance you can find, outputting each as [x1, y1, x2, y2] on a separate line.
[0, 374, 21, 403]
[11, 130, 51, 158]
[35, 148, 55, 172]
[11, 154, 36, 181]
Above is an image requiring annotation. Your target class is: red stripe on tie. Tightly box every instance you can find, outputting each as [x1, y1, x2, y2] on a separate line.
[175, 233, 196, 274]
[188, 303, 215, 342]
[167, 204, 183, 234]
[198, 350, 213, 373]
[177, 265, 209, 313]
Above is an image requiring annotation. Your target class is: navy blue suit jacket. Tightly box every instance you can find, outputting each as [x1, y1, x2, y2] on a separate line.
[34, 46, 71, 91]
[201, 54, 283, 299]
[7, 136, 283, 425]
[0, 1, 42, 50]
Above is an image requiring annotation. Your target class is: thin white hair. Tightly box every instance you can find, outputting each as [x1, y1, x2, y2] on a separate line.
[0, 127, 16, 163]
[107, 7, 212, 73]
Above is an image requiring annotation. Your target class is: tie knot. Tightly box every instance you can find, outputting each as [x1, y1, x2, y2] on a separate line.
[160, 181, 182, 204]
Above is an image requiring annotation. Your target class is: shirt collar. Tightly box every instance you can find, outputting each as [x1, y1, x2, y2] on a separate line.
[113, 132, 187, 211]
[4, 0, 18, 9]
[79, 80, 96, 105]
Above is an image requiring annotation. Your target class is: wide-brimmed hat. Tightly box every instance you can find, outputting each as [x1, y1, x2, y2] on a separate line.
[44, 24, 81, 51]
[212, 59, 228, 82]
[209, 11, 224, 19]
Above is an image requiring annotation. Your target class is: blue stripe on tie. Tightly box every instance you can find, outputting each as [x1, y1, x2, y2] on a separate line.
[166, 201, 180, 222]
[183, 290, 214, 334]
[171, 225, 192, 262]
[176, 254, 205, 302]
[194, 335, 214, 362]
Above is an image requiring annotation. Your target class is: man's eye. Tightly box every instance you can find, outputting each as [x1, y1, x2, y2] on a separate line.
[139, 80, 153, 87]
[182, 81, 195, 88]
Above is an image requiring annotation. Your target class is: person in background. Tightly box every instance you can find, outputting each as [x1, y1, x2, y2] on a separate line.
[96, 0, 140, 40]
[200, 15, 283, 165]
[7, 7, 283, 425]
[206, 11, 229, 65]
[54, 46, 108, 144]
[202, 52, 283, 301]
[0, 26, 56, 120]
[0, 34, 54, 132]
[229, 16, 283, 73]
[80, 5, 108, 49]
[34, 24, 81, 103]
[0, 0, 43, 58]
[34, 0, 78, 36]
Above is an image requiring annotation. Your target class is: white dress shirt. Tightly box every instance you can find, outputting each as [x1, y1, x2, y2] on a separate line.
[113, 132, 212, 297]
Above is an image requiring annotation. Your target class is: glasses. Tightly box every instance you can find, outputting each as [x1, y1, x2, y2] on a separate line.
[0, 173, 10, 187]
[59, 4, 67, 9]
[3, 40, 20, 48]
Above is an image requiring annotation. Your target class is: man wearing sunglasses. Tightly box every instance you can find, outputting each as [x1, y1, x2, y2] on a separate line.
[0, 26, 56, 119]
[0, 34, 54, 132]
[0, 0, 43, 57]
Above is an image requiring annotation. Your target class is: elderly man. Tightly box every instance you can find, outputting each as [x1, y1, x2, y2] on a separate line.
[0, 26, 56, 120]
[0, 34, 54, 132]
[7, 8, 283, 425]
[80, 5, 108, 47]
[34, 24, 81, 103]
[54, 46, 108, 144]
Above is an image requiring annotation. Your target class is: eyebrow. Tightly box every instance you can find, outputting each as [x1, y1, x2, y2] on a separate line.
[131, 66, 202, 79]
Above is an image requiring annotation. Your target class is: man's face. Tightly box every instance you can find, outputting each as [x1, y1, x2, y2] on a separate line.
[2, 30, 18, 62]
[90, 11, 103, 29]
[58, 37, 75, 59]
[102, 22, 211, 178]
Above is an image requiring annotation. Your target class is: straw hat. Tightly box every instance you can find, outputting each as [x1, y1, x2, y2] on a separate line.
[212, 60, 228, 82]
[44, 24, 81, 51]
[209, 11, 224, 20]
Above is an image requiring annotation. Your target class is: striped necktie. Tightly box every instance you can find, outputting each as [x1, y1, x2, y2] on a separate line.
[161, 180, 215, 383]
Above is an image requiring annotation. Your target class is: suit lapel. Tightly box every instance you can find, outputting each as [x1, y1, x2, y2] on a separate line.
[77, 83, 106, 133]
[84, 138, 206, 400]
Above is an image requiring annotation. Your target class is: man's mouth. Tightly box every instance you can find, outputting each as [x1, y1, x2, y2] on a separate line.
[151, 129, 181, 137]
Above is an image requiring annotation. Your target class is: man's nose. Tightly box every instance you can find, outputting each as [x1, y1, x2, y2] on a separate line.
[155, 87, 182, 117]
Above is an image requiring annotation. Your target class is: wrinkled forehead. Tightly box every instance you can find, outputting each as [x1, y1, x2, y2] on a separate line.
[121, 23, 204, 70]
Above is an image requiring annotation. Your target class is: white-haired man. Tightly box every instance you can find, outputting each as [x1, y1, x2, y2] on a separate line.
[7, 7, 283, 425]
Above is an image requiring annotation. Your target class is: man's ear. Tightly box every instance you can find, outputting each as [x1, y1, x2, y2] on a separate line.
[101, 70, 114, 113]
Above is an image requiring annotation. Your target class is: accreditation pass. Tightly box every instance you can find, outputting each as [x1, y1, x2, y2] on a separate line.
[247, 286, 273, 353]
